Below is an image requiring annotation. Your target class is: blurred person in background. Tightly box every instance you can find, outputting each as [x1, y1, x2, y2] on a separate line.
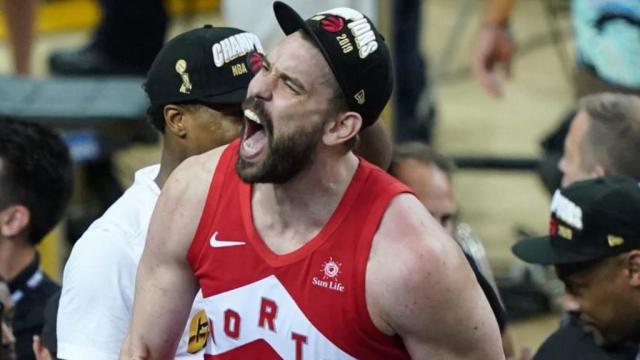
[474, 0, 640, 97]
[513, 177, 640, 360]
[32, 291, 59, 360]
[393, 0, 518, 141]
[2, 0, 36, 74]
[1, 277, 16, 360]
[558, 93, 640, 188]
[48, 0, 166, 75]
[509, 92, 640, 359]
[0, 117, 73, 360]
[473, 0, 517, 97]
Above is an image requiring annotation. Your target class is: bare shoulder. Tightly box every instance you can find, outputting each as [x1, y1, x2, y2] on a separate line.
[146, 145, 228, 256]
[366, 194, 503, 359]
[368, 194, 465, 303]
[161, 145, 228, 208]
[371, 194, 459, 274]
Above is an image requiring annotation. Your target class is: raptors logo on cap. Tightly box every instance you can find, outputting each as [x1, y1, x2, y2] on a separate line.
[247, 52, 264, 74]
[320, 16, 345, 32]
[549, 217, 558, 236]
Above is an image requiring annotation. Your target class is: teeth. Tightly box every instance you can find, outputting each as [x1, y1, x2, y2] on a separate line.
[244, 109, 262, 125]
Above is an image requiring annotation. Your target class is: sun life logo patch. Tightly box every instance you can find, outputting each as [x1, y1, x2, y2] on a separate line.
[321, 257, 341, 279]
[311, 257, 345, 292]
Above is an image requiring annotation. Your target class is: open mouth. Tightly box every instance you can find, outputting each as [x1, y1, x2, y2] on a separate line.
[240, 108, 268, 160]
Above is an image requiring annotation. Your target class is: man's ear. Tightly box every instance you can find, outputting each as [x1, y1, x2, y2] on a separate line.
[0, 205, 30, 238]
[626, 250, 640, 287]
[323, 111, 362, 146]
[163, 104, 187, 138]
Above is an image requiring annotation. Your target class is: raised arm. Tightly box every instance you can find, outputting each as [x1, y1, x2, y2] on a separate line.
[368, 194, 504, 359]
[121, 148, 224, 359]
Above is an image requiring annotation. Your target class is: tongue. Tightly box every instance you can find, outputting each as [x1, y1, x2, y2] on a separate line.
[241, 129, 267, 159]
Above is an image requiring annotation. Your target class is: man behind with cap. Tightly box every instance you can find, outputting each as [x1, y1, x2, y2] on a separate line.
[123, 2, 503, 359]
[522, 91, 640, 359]
[56, 25, 263, 359]
[513, 176, 640, 358]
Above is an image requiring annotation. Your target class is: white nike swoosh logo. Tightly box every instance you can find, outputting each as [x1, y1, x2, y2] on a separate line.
[210, 232, 246, 248]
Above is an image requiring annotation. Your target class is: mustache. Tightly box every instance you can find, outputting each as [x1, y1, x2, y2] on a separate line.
[241, 96, 272, 131]
[242, 96, 264, 114]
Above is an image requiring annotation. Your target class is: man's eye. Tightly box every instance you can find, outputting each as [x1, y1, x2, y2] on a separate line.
[285, 81, 299, 93]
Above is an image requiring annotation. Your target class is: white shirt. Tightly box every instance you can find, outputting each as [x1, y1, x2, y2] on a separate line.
[57, 165, 208, 360]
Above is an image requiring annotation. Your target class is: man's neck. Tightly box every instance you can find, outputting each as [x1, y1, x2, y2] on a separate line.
[155, 141, 188, 189]
[0, 239, 36, 281]
[253, 151, 359, 234]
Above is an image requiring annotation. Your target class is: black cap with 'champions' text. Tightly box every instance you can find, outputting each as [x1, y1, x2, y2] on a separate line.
[273, 1, 393, 128]
[145, 25, 264, 107]
[513, 176, 640, 265]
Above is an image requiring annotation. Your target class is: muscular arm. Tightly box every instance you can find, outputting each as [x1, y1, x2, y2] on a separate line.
[121, 148, 225, 359]
[367, 194, 504, 359]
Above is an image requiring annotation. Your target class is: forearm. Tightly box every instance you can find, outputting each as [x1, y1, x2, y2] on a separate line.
[483, 0, 517, 26]
[123, 258, 198, 359]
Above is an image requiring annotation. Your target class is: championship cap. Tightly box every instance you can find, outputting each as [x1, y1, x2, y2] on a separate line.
[273, 1, 393, 128]
[513, 176, 640, 265]
[145, 25, 264, 106]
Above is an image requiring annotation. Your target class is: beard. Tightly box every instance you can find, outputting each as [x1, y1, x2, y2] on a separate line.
[236, 99, 324, 184]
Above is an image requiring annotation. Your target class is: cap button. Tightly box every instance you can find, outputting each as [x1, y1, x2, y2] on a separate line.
[203, 24, 213, 28]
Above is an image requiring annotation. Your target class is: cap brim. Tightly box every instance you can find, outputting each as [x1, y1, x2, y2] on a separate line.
[512, 236, 604, 265]
[273, 1, 345, 109]
[199, 87, 247, 105]
[273, 1, 336, 73]
[273, 1, 309, 35]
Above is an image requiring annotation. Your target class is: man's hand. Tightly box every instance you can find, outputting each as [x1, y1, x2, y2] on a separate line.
[473, 24, 516, 97]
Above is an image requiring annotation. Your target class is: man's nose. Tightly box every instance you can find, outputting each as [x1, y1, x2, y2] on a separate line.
[248, 70, 275, 102]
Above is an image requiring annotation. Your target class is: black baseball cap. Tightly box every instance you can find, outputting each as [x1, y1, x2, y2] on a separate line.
[145, 25, 264, 107]
[273, 1, 393, 128]
[512, 176, 640, 265]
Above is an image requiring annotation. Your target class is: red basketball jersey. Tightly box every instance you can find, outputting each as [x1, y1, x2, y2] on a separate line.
[187, 140, 412, 359]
